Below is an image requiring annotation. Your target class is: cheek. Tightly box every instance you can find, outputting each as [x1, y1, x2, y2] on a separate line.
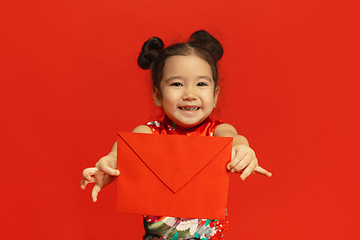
[202, 91, 217, 104]
[162, 91, 177, 105]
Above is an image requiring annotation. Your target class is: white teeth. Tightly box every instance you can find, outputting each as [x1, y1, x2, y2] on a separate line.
[180, 107, 199, 111]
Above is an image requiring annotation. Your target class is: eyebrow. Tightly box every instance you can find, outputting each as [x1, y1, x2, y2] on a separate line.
[165, 76, 183, 81]
[165, 76, 213, 82]
[197, 76, 212, 82]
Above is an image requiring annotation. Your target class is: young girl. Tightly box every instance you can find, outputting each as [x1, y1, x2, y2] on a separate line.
[80, 30, 271, 239]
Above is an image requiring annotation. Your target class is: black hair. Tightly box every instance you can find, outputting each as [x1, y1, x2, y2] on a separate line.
[137, 30, 223, 93]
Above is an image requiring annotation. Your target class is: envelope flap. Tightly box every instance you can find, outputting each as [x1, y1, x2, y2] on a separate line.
[118, 132, 232, 193]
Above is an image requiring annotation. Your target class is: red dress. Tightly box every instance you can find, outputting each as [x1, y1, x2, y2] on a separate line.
[142, 116, 228, 240]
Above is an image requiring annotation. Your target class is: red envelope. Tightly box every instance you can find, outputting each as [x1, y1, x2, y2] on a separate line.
[116, 132, 233, 220]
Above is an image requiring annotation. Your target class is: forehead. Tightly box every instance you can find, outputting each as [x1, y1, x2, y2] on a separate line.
[162, 54, 213, 79]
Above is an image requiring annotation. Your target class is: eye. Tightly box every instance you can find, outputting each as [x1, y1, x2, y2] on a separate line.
[171, 82, 183, 87]
[197, 82, 208, 87]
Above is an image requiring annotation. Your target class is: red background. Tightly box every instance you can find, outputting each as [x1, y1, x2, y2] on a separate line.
[1, 0, 359, 239]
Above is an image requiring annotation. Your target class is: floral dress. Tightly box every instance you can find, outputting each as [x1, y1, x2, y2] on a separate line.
[143, 116, 228, 240]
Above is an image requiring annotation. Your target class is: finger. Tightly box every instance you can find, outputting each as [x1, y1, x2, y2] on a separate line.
[82, 167, 99, 181]
[92, 185, 101, 202]
[97, 164, 120, 176]
[230, 153, 252, 173]
[240, 160, 257, 180]
[228, 150, 246, 171]
[254, 166, 272, 177]
[227, 162, 232, 171]
[80, 178, 89, 190]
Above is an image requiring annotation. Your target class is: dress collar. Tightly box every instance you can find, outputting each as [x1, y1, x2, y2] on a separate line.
[163, 115, 212, 136]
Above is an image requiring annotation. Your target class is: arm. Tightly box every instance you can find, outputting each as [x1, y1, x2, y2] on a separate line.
[94, 124, 153, 171]
[93, 124, 152, 175]
[214, 123, 272, 180]
[80, 125, 152, 202]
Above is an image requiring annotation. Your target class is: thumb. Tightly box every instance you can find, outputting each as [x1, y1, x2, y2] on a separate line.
[99, 165, 120, 176]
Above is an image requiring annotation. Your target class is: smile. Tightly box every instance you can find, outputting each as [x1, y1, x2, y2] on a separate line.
[179, 107, 200, 111]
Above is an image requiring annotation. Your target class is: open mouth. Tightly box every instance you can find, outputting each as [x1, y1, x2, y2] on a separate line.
[179, 107, 200, 111]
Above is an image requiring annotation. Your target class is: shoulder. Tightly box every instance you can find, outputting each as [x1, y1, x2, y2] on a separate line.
[132, 125, 152, 134]
[214, 123, 238, 137]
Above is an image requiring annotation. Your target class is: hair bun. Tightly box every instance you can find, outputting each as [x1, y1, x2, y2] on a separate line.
[137, 37, 164, 69]
[188, 30, 223, 62]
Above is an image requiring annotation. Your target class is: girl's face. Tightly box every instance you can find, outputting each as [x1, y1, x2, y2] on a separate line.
[153, 54, 219, 129]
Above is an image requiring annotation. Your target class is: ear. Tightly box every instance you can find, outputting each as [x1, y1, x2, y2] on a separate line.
[214, 86, 220, 106]
[152, 87, 162, 107]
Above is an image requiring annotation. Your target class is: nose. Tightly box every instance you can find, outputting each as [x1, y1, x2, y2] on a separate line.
[182, 87, 197, 101]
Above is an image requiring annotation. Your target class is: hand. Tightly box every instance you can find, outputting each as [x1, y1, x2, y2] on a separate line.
[227, 144, 272, 180]
[80, 154, 120, 202]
